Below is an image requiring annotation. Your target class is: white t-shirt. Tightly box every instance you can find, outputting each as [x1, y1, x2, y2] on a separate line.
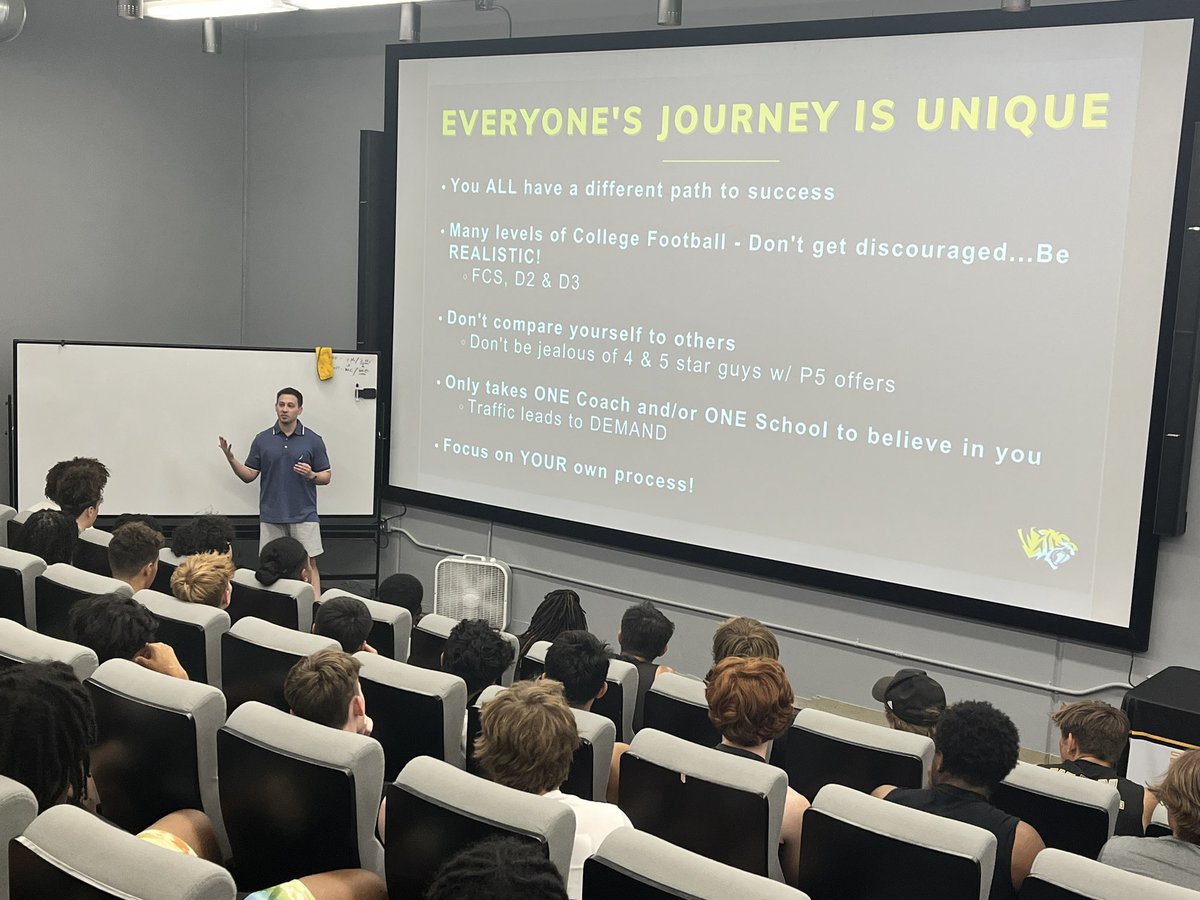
[543, 790, 632, 900]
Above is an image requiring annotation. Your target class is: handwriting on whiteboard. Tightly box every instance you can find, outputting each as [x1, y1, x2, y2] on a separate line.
[333, 355, 375, 378]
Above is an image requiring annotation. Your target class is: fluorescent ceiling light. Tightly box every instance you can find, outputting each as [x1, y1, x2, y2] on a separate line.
[144, 0, 296, 20]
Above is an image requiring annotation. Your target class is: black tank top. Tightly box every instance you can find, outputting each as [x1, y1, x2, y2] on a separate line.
[1041, 759, 1145, 837]
[885, 784, 1019, 900]
[713, 743, 766, 762]
[620, 656, 659, 732]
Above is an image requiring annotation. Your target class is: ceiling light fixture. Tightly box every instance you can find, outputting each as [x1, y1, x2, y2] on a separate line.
[0, 0, 26, 42]
[117, 0, 145, 19]
[1000, 0, 1031, 10]
[291, 0, 403, 8]
[657, 0, 680, 27]
[201, 16, 221, 51]
[399, 1, 419, 41]
[143, 0, 296, 20]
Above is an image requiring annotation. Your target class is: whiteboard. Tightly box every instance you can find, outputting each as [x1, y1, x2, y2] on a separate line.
[14, 342, 379, 517]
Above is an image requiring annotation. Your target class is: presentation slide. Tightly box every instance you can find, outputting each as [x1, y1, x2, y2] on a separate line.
[389, 17, 1193, 634]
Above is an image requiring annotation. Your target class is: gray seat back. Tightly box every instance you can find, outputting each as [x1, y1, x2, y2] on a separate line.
[220, 616, 337, 713]
[73, 528, 113, 579]
[0, 775, 37, 900]
[1021, 847, 1200, 899]
[229, 568, 314, 632]
[0, 619, 98, 680]
[35, 564, 131, 641]
[0, 505, 15, 549]
[11, 804, 236, 900]
[994, 761, 1119, 859]
[0, 547, 45, 629]
[136, 589, 230, 688]
[408, 612, 519, 685]
[644, 671, 721, 747]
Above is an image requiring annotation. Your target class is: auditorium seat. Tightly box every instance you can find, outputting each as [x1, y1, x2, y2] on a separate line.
[353, 651, 468, 779]
[1018, 847, 1200, 899]
[5, 510, 29, 551]
[0, 775, 37, 900]
[465, 685, 617, 801]
[218, 701, 384, 891]
[797, 783, 995, 900]
[522, 641, 639, 743]
[0, 504, 15, 549]
[407, 612, 520, 685]
[9, 803, 236, 900]
[643, 671, 721, 747]
[782, 707, 934, 801]
[136, 589, 230, 688]
[86, 658, 229, 859]
[617, 728, 787, 881]
[385, 756, 573, 900]
[227, 568, 314, 632]
[220, 617, 337, 714]
[0, 619, 98, 680]
[583, 827, 809, 900]
[34, 563, 131, 641]
[73, 527, 113, 578]
[993, 760, 1119, 859]
[151, 547, 186, 596]
[0, 547, 45, 629]
[318, 589, 412, 661]
[1147, 801, 1170, 838]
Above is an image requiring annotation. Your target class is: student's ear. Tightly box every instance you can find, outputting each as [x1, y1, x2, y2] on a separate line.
[310, 624, 317, 634]
[350, 692, 365, 719]
[660, 642, 669, 656]
[221, 584, 232, 609]
[617, 630, 624, 645]
[596, 681, 608, 700]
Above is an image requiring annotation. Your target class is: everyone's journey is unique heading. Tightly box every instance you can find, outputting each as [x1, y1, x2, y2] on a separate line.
[440, 94, 1111, 142]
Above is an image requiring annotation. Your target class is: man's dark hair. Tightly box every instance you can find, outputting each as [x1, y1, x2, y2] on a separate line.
[68, 593, 157, 664]
[256, 536, 308, 586]
[14, 510, 77, 564]
[277, 386, 304, 407]
[934, 700, 1020, 790]
[1050, 701, 1131, 764]
[376, 573, 423, 620]
[169, 514, 235, 557]
[112, 514, 163, 537]
[55, 466, 105, 519]
[45, 458, 109, 507]
[0, 661, 96, 811]
[443, 619, 515, 701]
[315, 596, 373, 653]
[425, 835, 566, 900]
[108, 522, 164, 579]
[619, 600, 675, 660]
[543, 630, 610, 706]
[517, 589, 588, 660]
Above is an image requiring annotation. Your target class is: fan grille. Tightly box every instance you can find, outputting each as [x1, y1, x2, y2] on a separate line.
[434, 556, 510, 630]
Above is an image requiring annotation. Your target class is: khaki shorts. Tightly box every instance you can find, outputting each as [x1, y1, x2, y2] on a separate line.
[260, 521, 323, 557]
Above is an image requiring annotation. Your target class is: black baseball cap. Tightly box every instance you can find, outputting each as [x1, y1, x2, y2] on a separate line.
[872, 668, 946, 727]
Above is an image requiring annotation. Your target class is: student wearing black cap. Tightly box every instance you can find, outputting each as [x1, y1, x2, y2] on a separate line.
[872, 667, 947, 738]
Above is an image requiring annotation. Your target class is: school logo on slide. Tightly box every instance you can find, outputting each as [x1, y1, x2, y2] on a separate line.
[1018, 528, 1078, 570]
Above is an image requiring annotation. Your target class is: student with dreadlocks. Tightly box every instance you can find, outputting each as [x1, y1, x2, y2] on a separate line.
[0, 661, 386, 900]
[517, 588, 589, 661]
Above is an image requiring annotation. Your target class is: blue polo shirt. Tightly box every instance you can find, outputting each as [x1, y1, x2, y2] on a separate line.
[244, 421, 330, 524]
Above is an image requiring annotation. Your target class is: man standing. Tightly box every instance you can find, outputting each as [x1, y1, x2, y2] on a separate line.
[219, 387, 331, 595]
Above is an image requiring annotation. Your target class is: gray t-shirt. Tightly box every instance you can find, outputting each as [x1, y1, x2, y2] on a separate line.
[1098, 835, 1200, 890]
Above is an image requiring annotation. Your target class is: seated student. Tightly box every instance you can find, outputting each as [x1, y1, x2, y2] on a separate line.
[426, 835, 567, 900]
[112, 514, 164, 537]
[475, 679, 631, 900]
[517, 589, 589, 661]
[108, 522, 164, 593]
[872, 667, 946, 739]
[705, 656, 808, 885]
[283, 648, 373, 736]
[873, 700, 1045, 900]
[375, 572, 424, 626]
[55, 465, 106, 533]
[443, 618, 515, 706]
[1043, 700, 1152, 836]
[255, 536, 311, 587]
[314, 595, 377, 654]
[711, 616, 779, 664]
[169, 514, 235, 558]
[27, 457, 110, 514]
[544, 631, 611, 712]
[0, 661, 385, 900]
[170, 551, 235, 609]
[1099, 749, 1200, 889]
[616, 600, 675, 732]
[68, 592, 189, 680]
[13, 509, 78, 564]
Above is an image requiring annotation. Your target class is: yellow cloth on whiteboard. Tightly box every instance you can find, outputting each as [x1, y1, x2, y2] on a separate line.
[316, 346, 334, 381]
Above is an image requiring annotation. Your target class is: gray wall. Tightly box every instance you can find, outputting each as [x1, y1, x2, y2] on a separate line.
[4, 0, 1183, 754]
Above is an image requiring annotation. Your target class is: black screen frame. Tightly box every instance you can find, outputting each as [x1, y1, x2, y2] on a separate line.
[380, 0, 1200, 652]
